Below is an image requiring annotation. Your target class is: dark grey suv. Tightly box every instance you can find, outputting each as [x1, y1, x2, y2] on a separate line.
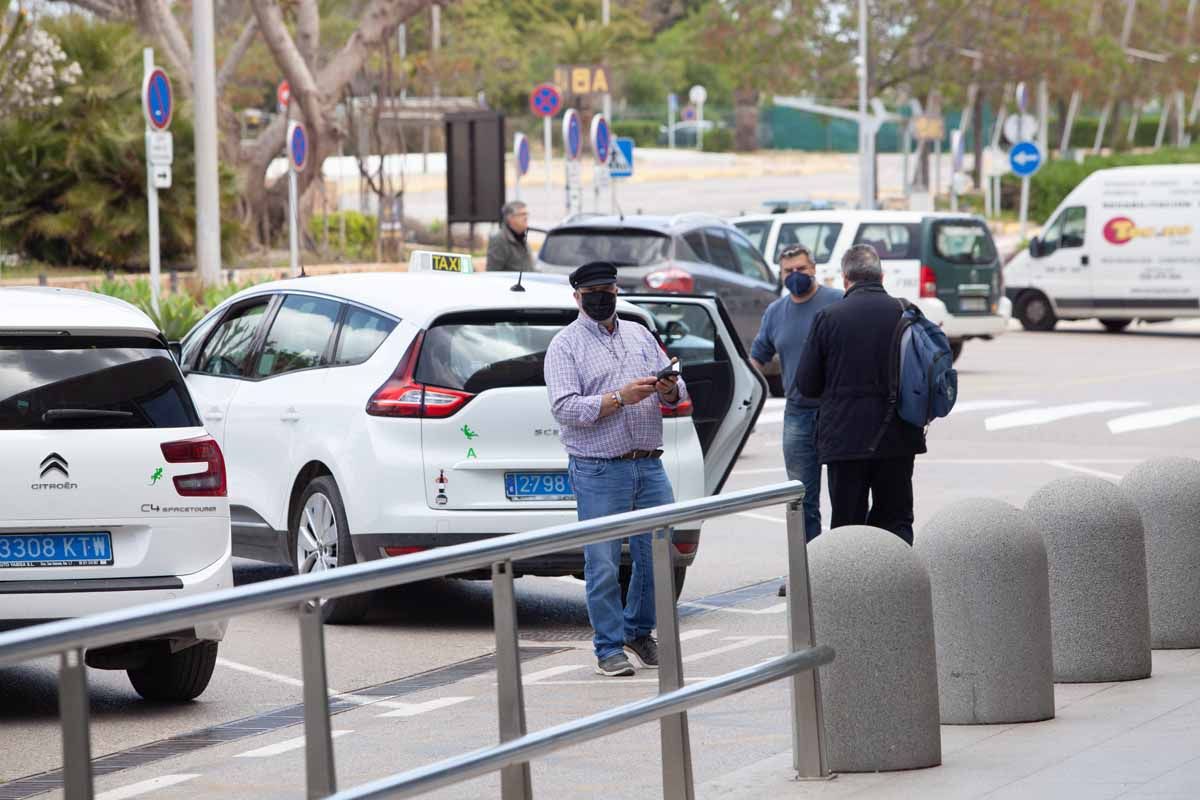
[533, 214, 782, 387]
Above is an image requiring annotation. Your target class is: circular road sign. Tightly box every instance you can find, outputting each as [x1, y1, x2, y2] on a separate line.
[529, 83, 563, 118]
[681, 105, 697, 122]
[277, 80, 291, 112]
[1009, 141, 1042, 177]
[1002, 113, 1039, 145]
[514, 133, 531, 177]
[590, 114, 610, 165]
[142, 68, 173, 131]
[563, 109, 582, 160]
[288, 121, 308, 173]
[689, 84, 707, 106]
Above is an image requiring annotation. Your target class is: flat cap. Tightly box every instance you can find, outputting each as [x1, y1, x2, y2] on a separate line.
[569, 261, 618, 289]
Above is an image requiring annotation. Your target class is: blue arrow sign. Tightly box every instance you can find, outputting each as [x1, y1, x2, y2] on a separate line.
[143, 68, 173, 131]
[610, 137, 634, 178]
[1009, 141, 1042, 177]
[289, 123, 308, 172]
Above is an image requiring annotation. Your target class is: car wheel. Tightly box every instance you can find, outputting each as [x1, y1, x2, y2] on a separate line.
[1015, 291, 1057, 332]
[949, 339, 964, 362]
[1100, 318, 1132, 333]
[766, 373, 785, 398]
[618, 565, 686, 603]
[291, 475, 370, 625]
[127, 641, 218, 702]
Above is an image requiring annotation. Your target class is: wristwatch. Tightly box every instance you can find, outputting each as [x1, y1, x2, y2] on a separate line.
[612, 391, 624, 408]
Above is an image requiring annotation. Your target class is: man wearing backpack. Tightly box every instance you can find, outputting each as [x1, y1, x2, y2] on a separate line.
[797, 244, 929, 545]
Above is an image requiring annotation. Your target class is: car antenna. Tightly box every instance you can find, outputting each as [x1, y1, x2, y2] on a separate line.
[510, 271, 526, 292]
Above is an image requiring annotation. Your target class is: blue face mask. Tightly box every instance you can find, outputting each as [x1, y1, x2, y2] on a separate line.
[785, 271, 814, 297]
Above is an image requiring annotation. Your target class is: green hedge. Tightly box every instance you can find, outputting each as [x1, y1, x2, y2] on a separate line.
[611, 120, 660, 148]
[94, 278, 257, 340]
[701, 127, 734, 152]
[1065, 114, 1200, 150]
[310, 211, 377, 261]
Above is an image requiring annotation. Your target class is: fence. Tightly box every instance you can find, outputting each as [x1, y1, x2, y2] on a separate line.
[0, 481, 832, 800]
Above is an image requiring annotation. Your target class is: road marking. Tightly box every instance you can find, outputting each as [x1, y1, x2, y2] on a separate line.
[731, 466, 786, 476]
[552, 575, 582, 584]
[523, 665, 586, 684]
[218, 657, 345, 695]
[1108, 405, 1200, 434]
[679, 602, 787, 616]
[755, 411, 786, 426]
[736, 511, 786, 525]
[526, 677, 719, 686]
[682, 636, 779, 664]
[984, 401, 1149, 431]
[376, 696, 473, 718]
[96, 775, 200, 799]
[235, 731, 353, 758]
[679, 628, 718, 642]
[949, 400, 1037, 414]
[1047, 461, 1122, 481]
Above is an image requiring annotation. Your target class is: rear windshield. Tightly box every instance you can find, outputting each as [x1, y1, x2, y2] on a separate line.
[733, 221, 772, 254]
[0, 337, 199, 430]
[416, 311, 649, 394]
[932, 221, 998, 264]
[539, 228, 670, 267]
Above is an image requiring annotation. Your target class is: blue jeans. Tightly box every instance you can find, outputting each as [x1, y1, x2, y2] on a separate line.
[569, 455, 675, 661]
[783, 408, 822, 542]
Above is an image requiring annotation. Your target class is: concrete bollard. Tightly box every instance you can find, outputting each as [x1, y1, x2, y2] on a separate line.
[1119, 457, 1200, 649]
[810, 525, 941, 772]
[917, 499, 1055, 724]
[1024, 477, 1151, 682]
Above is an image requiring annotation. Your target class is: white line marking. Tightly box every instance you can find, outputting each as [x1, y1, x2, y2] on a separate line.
[218, 657, 346, 695]
[523, 665, 586, 684]
[96, 775, 201, 800]
[755, 411, 786, 426]
[376, 696, 473, 718]
[679, 628, 718, 642]
[679, 602, 787, 616]
[552, 575, 582, 584]
[235, 731, 353, 759]
[682, 636, 779, 664]
[735, 511, 787, 525]
[1046, 461, 1122, 481]
[1108, 405, 1200, 434]
[949, 400, 1037, 414]
[525, 677, 719, 686]
[730, 459, 1142, 479]
[984, 401, 1149, 431]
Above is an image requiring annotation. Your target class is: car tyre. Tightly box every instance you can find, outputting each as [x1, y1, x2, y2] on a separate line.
[291, 475, 370, 625]
[127, 641, 218, 702]
[949, 339, 964, 362]
[618, 565, 686, 603]
[1015, 291, 1057, 332]
[1100, 318, 1132, 333]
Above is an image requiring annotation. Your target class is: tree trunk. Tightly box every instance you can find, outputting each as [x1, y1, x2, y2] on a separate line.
[971, 88, 984, 189]
[733, 88, 760, 152]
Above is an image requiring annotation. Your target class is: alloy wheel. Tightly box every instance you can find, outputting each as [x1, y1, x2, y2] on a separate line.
[297, 492, 338, 574]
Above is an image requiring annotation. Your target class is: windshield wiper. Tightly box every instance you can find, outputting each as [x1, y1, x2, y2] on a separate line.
[42, 408, 135, 422]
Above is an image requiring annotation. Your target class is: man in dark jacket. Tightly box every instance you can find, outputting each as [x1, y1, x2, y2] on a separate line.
[797, 243, 926, 544]
[485, 201, 533, 272]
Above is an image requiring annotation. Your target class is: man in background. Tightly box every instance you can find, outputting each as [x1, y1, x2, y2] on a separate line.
[485, 201, 532, 271]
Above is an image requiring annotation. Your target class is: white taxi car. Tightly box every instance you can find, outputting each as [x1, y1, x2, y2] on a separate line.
[0, 288, 232, 701]
[180, 264, 764, 623]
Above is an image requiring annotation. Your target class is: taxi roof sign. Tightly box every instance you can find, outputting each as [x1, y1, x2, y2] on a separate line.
[409, 250, 475, 274]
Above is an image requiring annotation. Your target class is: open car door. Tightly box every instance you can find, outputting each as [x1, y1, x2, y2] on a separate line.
[623, 294, 766, 495]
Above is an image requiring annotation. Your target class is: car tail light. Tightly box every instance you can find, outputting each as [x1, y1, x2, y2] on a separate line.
[644, 267, 695, 293]
[673, 542, 698, 555]
[661, 397, 693, 417]
[920, 265, 938, 298]
[383, 546, 426, 557]
[161, 436, 227, 497]
[367, 331, 474, 418]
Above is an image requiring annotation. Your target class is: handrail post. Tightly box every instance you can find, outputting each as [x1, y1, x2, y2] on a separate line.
[492, 560, 533, 800]
[785, 499, 829, 778]
[300, 599, 337, 798]
[652, 526, 695, 800]
[60, 648, 94, 800]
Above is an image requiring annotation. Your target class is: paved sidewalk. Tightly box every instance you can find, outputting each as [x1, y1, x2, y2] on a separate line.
[698, 649, 1200, 800]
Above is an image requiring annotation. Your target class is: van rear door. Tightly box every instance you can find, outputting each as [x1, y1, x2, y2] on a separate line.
[852, 222, 922, 299]
[922, 218, 1002, 315]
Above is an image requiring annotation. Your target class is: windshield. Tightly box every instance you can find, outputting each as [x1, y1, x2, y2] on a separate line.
[933, 221, 998, 264]
[733, 221, 772, 254]
[0, 336, 199, 430]
[539, 228, 670, 267]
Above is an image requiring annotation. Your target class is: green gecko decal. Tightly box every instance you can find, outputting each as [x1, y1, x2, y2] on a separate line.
[149, 467, 164, 486]
[461, 425, 479, 440]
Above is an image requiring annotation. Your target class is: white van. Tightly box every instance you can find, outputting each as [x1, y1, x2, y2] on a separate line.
[1004, 164, 1200, 331]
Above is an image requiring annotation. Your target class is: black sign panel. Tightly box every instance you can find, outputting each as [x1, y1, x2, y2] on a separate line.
[445, 111, 506, 224]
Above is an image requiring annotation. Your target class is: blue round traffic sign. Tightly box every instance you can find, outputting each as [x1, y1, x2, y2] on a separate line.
[289, 122, 308, 172]
[515, 134, 531, 177]
[529, 83, 563, 119]
[142, 68, 173, 131]
[591, 115, 610, 165]
[563, 110, 581, 160]
[1009, 141, 1042, 177]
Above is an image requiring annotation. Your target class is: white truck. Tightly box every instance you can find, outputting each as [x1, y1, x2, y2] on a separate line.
[1004, 164, 1200, 332]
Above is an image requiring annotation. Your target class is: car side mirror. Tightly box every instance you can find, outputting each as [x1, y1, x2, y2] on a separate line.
[1028, 237, 1041, 258]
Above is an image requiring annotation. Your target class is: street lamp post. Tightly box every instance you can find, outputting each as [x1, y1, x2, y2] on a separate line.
[192, 0, 221, 285]
[857, 0, 873, 209]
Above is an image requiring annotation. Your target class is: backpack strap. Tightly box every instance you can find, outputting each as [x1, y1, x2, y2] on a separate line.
[868, 298, 911, 453]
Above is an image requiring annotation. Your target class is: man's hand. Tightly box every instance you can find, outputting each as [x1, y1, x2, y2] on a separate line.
[656, 373, 680, 401]
[620, 377, 659, 405]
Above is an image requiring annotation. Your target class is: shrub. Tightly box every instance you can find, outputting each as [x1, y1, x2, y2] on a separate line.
[95, 277, 260, 340]
[701, 127, 734, 152]
[611, 119, 660, 148]
[310, 211, 377, 261]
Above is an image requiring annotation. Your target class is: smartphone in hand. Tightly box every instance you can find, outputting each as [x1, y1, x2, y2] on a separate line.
[655, 358, 681, 381]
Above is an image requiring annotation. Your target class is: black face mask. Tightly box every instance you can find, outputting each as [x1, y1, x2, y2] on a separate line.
[580, 291, 617, 322]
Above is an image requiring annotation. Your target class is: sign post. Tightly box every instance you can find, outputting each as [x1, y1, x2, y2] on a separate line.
[667, 93, 678, 149]
[690, 85, 707, 150]
[590, 113, 611, 213]
[529, 83, 563, 221]
[287, 121, 308, 277]
[142, 49, 173, 317]
[562, 109, 583, 216]
[1010, 140, 1042, 240]
[610, 136, 634, 214]
[513, 133, 531, 201]
[949, 129, 964, 212]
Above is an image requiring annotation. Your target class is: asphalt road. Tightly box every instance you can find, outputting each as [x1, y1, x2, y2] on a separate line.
[3, 318, 1200, 799]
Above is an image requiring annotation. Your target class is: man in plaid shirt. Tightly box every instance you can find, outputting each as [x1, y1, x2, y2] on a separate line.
[544, 261, 687, 677]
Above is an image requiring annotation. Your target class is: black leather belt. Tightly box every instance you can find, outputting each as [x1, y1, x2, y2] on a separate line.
[617, 449, 663, 460]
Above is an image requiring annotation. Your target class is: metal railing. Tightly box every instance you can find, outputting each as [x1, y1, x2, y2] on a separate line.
[0, 481, 832, 799]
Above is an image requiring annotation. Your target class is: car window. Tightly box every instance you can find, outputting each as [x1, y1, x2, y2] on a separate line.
[196, 300, 270, 377]
[630, 301, 718, 366]
[733, 221, 772, 254]
[255, 294, 341, 378]
[539, 228, 669, 267]
[181, 310, 222, 369]
[775, 222, 842, 264]
[334, 307, 397, 366]
[853, 223, 920, 259]
[1060, 207, 1086, 248]
[703, 229, 739, 272]
[1039, 212, 1065, 256]
[680, 231, 708, 262]
[729, 231, 773, 282]
[0, 336, 199, 430]
[932, 221, 998, 264]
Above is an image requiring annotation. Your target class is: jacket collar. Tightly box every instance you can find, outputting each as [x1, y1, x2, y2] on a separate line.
[845, 281, 886, 298]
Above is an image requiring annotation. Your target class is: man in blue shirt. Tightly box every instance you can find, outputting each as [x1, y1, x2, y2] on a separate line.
[751, 245, 842, 567]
